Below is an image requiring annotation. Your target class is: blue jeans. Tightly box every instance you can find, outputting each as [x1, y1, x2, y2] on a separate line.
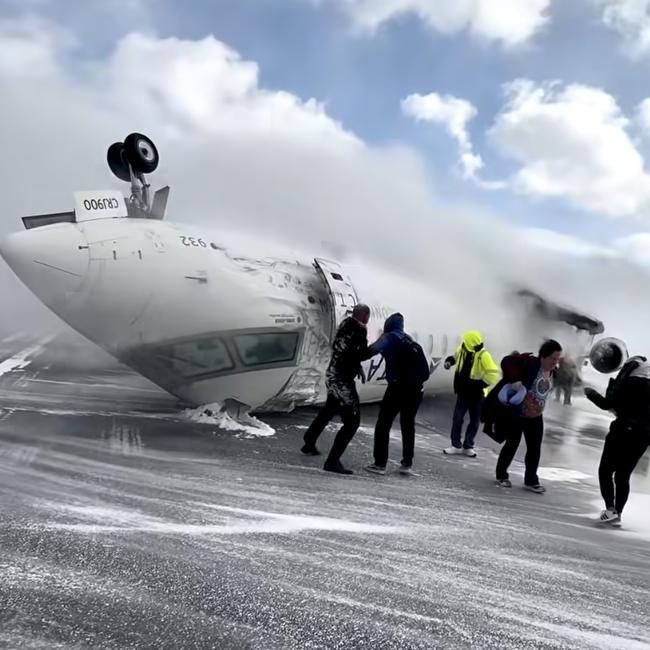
[450, 396, 483, 449]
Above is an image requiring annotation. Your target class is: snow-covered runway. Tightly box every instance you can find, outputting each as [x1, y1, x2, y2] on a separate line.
[0, 334, 648, 649]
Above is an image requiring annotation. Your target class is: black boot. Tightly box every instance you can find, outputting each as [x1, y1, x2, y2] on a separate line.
[301, 443, 320, 456]
[323, 460, 353, 475]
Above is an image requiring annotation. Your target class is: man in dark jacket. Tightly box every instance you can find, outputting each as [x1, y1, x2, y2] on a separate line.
[364, 313, 430, 476]
[302, 304, 373, 475]
[493, 339, 562, 493]
[585, 346, 650, 527]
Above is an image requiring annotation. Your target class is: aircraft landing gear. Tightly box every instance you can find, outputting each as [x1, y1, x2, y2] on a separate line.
[106, 133, 164, 217]
[123, 133, 159, 175]
[107, 142, 131, 183]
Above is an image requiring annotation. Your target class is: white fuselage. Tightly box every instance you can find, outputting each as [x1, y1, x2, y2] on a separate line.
[0, 216, 453, 410]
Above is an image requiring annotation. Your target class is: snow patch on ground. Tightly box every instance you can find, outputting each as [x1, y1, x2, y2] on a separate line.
[185, 402, 276, 437]
[0, 444, 38, 466]
[293, 423, 339, 432]
[44, 502, 405, 536]
[503, 611, 650, 650]
[8, 406, 180, 420]
[590, 496, 650, 541]
[537, 466, 591, 483]
[501, 459, 591, 484]
[0, 343, 44, 377]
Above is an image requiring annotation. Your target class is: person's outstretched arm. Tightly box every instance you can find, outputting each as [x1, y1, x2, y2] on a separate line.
[584, 387, 610, 411]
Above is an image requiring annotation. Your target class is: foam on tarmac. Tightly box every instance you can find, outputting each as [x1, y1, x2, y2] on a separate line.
[0, 335, 648, 649]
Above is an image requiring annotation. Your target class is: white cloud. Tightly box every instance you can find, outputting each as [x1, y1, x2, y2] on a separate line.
[0, 15, 521, 336]
[401, 92, 483, 179]
[637, 97, 650, 137]
[0, 15, 75, 78]
[522, 227, 650, 269]
[614, 232, 650, 265]
[522, 228, 616, 257]
[0, 17, 366, 330]
[97, 33, 362, 150]
[3, 14, 650, 355]
[488, 79, 650, 217]
[592, 0, 650, 58]
[312, 0, 551, 46]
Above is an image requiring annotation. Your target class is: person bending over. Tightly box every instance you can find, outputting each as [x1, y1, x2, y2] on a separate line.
[494, 340, 562, 493]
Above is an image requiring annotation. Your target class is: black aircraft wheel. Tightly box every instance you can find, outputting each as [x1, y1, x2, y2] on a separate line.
[106, 142, 131, 183]
[124, 132, 159, 174]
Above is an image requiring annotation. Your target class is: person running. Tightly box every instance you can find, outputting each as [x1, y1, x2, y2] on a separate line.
[443, 331, 499, 457]
[364, 313, 431, 476]
[494, 340, 562, 493]
[302, 304, 373, 475]
[584, 341, 650, 527]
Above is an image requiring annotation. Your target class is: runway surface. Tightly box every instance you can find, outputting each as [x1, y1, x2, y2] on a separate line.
[0, 334, 649, 649]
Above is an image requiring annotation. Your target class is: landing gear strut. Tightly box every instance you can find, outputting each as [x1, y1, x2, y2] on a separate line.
[106, 132, 164, 217]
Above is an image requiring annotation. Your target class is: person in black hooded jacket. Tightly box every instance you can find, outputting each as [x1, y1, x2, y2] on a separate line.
[585, 349, 650, 527]
[364, 313, 430, 476]
[302, 304, 373, 475]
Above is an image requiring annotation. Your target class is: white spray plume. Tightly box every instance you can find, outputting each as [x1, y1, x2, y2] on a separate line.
[0, 22, 647, 361]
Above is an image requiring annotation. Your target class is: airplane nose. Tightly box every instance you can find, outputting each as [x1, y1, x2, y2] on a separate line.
[0, 224, 89, 308]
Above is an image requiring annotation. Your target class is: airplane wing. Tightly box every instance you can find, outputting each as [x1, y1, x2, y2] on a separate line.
[515, 289, 604, 336]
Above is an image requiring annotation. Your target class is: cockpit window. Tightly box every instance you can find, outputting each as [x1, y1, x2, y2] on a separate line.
[155, 336, 234, 378]
[130, 329, 303, 385]
[234, 332, 299, 367]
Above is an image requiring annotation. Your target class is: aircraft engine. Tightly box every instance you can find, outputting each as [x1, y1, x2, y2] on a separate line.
[589, 337, 629, 374]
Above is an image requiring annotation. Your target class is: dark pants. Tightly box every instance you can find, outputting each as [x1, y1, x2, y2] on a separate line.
[373, 383, 423, 467]
[450, 395, 483, 449]
[599, 421, 649, 514]
[496, 416, 544, 485]
[303, 382, 360, 464]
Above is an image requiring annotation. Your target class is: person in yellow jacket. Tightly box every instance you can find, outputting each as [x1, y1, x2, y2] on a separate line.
[443, 331, 500, 457]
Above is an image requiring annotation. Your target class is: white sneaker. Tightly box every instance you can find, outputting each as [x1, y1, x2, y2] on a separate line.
[599, 508, 621, 526]
[398, 463, 414, 476]
[462, 448, 477, 458]
[524, 484, 546, 494]
[443, 446, 463, 455]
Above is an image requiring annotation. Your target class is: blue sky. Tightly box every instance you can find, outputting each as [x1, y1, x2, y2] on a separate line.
[196, 1, 650, 241]
[3, 0, 650, 253]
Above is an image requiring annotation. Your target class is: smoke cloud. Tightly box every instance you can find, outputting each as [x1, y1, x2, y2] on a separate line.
[0, 17, 648, 361]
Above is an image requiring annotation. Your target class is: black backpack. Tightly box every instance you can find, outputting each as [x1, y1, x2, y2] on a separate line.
[393, 332, 431, 385]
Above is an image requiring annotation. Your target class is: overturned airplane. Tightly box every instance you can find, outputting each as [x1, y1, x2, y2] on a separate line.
[0, 134, 607, 412]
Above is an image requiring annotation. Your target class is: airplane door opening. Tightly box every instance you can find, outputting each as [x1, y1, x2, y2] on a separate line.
[313, 258, 359, 342]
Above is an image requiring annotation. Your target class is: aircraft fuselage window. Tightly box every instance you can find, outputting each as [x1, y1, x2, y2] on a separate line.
[234, 332, 299, 367]
[156, 336, 234, 378]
